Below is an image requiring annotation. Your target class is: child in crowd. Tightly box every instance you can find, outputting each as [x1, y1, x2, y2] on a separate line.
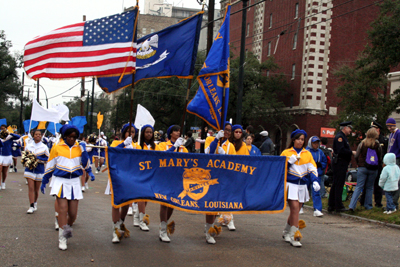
[379, 153, 400, 214]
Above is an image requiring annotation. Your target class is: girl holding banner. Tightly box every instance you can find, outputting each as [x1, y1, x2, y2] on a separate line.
[40, 125, 95, 250]
[204, 122, 235, 244]
[280, 129, 320, 247]
[157, 125, 187, 243]
[134, 124, 161, 232]
[106, 123, 141, 243]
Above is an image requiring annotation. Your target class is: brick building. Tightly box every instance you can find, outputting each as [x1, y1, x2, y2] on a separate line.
[221, 0, 381, 153]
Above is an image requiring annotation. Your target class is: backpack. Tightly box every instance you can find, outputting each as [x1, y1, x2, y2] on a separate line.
[319, 146, 332, 175]
[365, 147, 379, 170]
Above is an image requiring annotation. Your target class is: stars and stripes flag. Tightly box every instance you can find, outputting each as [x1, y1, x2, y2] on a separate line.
[23, 8, 138, 80]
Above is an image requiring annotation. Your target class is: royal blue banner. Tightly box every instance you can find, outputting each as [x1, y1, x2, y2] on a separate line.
[187, 5, 230, 130]
[97, 12, 203, 93]
[106, 147, 287, 214]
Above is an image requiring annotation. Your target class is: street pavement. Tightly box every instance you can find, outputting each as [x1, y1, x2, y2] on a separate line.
[0, 162, 399, 267]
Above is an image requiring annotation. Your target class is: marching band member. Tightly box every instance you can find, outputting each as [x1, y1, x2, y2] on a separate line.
[157, 125, 187, 243]
[40, 125, 95, 250]
[230, 125, 250, 156]
[245, 134, 262, 156]
[106, 123, 141, 243]
[93, 135, 107, 174]
[204, 122, 236, 244]
[10, 137, 22, 173]
[280, 129, 319, 247]
[24, 129, 49, 214]
[135, 124, 161, 232]
[0, 124, 20, 190]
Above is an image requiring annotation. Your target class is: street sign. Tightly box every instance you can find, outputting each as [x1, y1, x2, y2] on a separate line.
[190, 127, 200, 130]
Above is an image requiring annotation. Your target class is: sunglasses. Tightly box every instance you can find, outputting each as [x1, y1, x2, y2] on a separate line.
[234, 131, 242, 134]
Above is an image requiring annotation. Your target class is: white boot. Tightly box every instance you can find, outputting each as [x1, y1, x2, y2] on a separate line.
[33, 202, 37, 211]
[112, 220, 124, 243]
[139, 213, 149, 231]
[58, 229, 67, 250]
[127, 207, 133, 216]
[133, 212, 140, 227]
[227, 214, 236, 231]
[55, 217, 59, 231]
[282, 223, 291, 242]
[159, 221, 170, 243]
[205, 223, 216, 244]
[289, 226, 302, 247]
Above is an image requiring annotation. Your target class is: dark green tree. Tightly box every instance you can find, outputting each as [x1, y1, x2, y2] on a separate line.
[0, 30, 23, 124]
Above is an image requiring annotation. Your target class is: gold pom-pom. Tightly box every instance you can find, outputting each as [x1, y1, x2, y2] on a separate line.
[298, 220, 306, 229]
[167, 221, 175, 235]
[0, 129, 9, 139]
[120, 223, 130, 238]
[294, 230, 302, 241]
[208, 226, 217, 237]
[143, 214, 150, 225]
[217, 214, 232, 225]
[114, 228, 124, 239]
[213, 225, 222, 236]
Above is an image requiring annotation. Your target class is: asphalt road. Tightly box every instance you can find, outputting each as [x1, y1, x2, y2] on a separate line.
[0, 163, 399, 267]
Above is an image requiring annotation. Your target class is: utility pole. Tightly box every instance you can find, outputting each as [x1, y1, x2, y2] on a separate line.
[86, 89, 90, 134]
[37, 79, 40, 101]
[20, 73, 24, 132]
[81, 15, 86, 117]
[90, 77, 95, 134]
[200, 0, 215, 154]
[236, 0, 249, 125]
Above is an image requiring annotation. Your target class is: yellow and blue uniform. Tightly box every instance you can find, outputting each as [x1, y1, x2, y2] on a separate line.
[142, 143, 161, 151]
[247, 144, 261, 156]
[43, 140, 92, 181]
[205, 136, 236, 155]
[281, 147, 318, 185]
[235, 142, 250, 156]
[159, 140, 188, 153]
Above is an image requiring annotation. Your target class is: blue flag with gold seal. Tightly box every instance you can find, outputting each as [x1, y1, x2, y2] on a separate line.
[97, 12, 203, 93]
[186, 5, 231, 130]
[106, 147, 287, 214]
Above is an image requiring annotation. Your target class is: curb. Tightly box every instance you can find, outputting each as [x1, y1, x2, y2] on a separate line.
[303, 205, 400, 230]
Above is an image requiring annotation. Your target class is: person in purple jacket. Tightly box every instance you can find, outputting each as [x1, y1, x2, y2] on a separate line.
[386, 118, 400, 209]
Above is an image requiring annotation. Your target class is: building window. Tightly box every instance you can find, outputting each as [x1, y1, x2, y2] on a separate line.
[151, 28, 154, 33]
[268, 42, 271, 56]
[143, 28, 147, 34]
[247, 23, 250, 37]
[269, 13, 273, 28]
[267, 70, 270, 77]
[293, 32, 298, 49]
[295, 3, 299, 18]
[291, 64, 296, 80]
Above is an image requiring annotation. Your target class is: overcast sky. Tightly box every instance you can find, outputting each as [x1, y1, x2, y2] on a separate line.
[0, 0, 219, 108]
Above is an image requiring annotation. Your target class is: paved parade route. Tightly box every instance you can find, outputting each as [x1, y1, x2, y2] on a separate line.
[0, 167, 399, 267]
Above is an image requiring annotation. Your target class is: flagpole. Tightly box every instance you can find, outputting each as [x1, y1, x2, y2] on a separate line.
[180, 79, 192, 136]
[219, 74, 226, 147]
[128, 1, 139, 137]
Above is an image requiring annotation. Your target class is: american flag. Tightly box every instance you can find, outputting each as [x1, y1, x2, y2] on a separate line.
[23, 9, 138, 80]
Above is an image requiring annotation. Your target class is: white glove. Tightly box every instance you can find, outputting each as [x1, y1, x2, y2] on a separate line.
[217, 147, 225, 155]
[174, 137, 184, 148]
[216, 130, 224, 140]
[124, 136, 132, 146]
[288, 154, 297, 164]
[313, 181, 321, 192]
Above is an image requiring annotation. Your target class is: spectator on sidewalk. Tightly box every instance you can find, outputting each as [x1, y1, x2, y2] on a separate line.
[379, 153, 400, 214]
[259, 131, 275, 155]
[306, 136, 327, 217]
[386, 118, 400, 210]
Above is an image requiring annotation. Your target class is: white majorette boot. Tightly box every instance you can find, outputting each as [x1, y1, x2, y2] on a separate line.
[59, 228, 67, 250]
[289, 226, 302, 247]
[205, 223, 216, 244]
[139, 213, 150, 231]
[112, 220, 125, 243]
[159, 221, 170, 243]
[127, 206, 133, 216]
[133, 211, 140, 227]
[33, 202, 37, 211]
[282, 223, 291, 242]
[227, 214, 236, 231]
